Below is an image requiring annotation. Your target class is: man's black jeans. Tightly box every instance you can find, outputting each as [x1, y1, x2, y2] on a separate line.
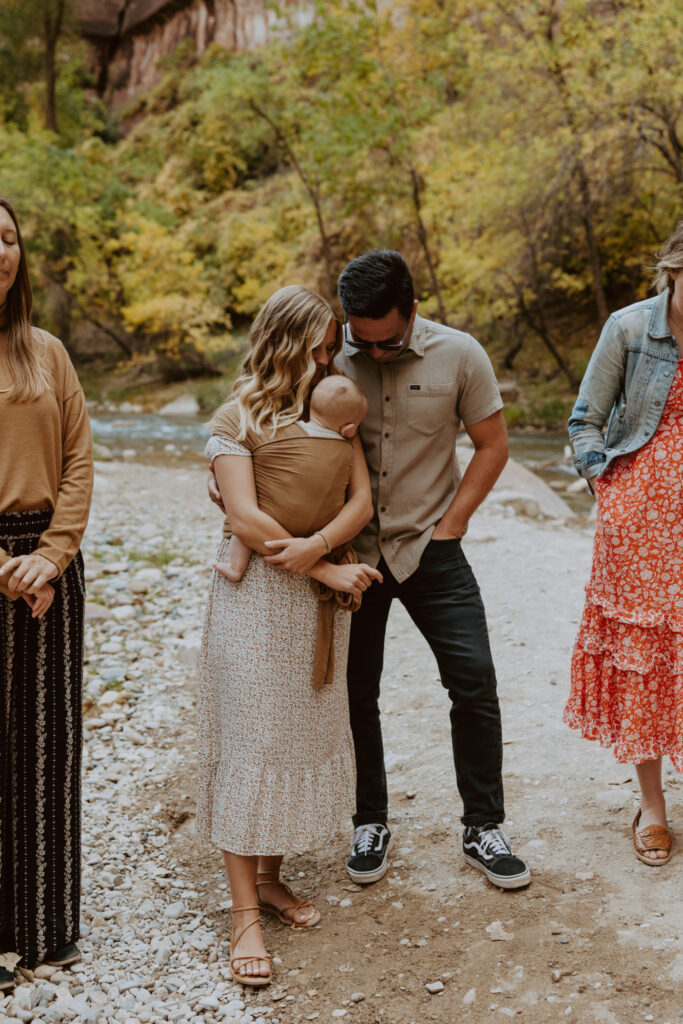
[347, 537, 505, 828]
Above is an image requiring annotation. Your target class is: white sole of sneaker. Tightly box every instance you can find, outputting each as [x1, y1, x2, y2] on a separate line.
[463, 853, 531, 890]
[347, 835, 394, 884]
[42, 953, 82, 968]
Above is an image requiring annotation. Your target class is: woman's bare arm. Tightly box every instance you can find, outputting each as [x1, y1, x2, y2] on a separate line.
[213, 451, 381, 593]
[214, 455, 292, 553]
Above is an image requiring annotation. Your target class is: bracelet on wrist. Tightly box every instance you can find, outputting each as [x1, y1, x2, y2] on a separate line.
[315, 530, 331, 554]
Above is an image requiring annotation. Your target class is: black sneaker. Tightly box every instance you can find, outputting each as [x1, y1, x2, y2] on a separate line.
[462, 824, 531, 889]
[0, 966, 15, 991]
[42, 942, 81, 968]
[347, 824, 393, 883]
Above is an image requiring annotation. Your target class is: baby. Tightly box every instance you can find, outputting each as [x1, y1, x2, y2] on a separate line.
[214, 374, 368, 582]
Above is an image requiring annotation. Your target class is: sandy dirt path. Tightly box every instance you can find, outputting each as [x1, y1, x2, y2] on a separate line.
[21, 459, 677, 1024]
[136, 459, 682, 1024]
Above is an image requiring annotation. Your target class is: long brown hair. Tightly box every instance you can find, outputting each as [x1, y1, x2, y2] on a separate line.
[0, 199, 50, 401]
[228, 285, 340, 439]
[653, 218, 683, 294]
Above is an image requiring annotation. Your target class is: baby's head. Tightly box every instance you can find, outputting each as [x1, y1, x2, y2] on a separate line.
[310, 375, 368, 439]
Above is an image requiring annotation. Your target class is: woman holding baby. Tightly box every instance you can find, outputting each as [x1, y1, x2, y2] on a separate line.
[197, 285, 381, 986]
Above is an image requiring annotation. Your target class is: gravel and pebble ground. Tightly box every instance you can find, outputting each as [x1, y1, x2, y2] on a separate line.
[2, 458, 681, 1024]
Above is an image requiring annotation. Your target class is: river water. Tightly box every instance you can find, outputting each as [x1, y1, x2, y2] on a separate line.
[90, 412, 591, 513]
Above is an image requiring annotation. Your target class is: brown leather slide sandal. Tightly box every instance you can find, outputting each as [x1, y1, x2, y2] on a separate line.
[632, 810, 673, 866]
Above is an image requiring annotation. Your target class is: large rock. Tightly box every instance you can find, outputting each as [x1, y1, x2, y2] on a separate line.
[92, 442, 114, 461]
[79, 0, 312, 108]
[458, 444, 575, 522]
[159, 394, 200, 417]
[85, 602, 110, 623]
[498, 380, 519, 402]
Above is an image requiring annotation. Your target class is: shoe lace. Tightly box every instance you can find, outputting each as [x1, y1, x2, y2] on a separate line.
[478, 826, 512, 858]
[353, 824, 384, 855]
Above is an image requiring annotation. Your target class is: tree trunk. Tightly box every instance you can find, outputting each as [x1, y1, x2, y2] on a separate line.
[409, 165, 448, 325]
[512, 221, 580, 389]
[249, 101, 336, 300]
[502, 321, 524, 369]
[575, 162, 609, 323]
[43, 0, 65, 133]
[516, 291, 579, 388]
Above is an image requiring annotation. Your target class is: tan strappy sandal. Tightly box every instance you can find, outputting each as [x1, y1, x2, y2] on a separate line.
[256, 871, 322, 928]
[229, 905, 271, 987]
[632, 809, 673, 866]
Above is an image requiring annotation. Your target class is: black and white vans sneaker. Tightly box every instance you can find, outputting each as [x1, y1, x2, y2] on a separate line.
[462, 824, 531, 889]
[0, 966, 15, 992]
[347, 824, 393, 883]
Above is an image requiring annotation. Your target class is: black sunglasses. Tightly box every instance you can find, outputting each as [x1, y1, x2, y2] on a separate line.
[343, 319, 411, 351]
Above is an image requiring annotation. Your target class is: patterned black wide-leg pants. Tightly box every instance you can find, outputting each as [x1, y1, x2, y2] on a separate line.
[0, 509, 84, 969]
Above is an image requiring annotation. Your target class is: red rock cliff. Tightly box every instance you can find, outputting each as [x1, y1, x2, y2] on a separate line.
[79, 0, 309, 106]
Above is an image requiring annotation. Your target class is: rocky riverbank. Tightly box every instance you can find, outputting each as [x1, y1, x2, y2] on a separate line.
[1, 459, 680, 1024]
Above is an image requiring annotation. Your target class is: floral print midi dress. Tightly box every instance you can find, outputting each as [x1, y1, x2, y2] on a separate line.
[565, 360, 683, 770]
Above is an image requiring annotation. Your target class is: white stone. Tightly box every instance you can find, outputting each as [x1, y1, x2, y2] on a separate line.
[198, 996, 220, 1010]
[176, 636, 202, 669]
[131, 568, 164, 590]
[85, 602, 110, 623]
[426, 981, 444, 994]
[112, 605, 137, 621]
[93, 473, 114, 494]
[488, 491, 541, 519]
[98, 689, 128, 708]
[137, 523, 159, 541]
[159, 395, 200, 416]
[566, 477, 589, 494]
[13, 989, 33, 1011]
[164, 902, 187, 919]
[463, 988, 477, 1005]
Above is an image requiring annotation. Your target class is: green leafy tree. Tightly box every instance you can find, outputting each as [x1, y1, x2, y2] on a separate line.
[0, 0, 79, 133]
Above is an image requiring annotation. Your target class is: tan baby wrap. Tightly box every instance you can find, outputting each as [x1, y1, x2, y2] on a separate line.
[212, 403, 361, 689]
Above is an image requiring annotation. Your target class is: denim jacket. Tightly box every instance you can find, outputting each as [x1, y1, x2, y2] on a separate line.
[568, 289, 680, 480]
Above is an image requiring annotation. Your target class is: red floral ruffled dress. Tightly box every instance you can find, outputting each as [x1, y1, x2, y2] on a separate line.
[565, 360, 683, 770]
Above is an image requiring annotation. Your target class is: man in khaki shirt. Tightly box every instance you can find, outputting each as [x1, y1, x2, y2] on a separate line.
[335, 250, 530, 891]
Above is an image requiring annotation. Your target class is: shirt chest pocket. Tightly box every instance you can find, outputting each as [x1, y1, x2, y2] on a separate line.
[406, 384, 454, 435]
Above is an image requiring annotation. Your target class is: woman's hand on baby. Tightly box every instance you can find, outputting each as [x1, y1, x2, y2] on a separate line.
[21, 582, 55, 619]
[325, 563, 383, 597]
[264, 535, 328, 573]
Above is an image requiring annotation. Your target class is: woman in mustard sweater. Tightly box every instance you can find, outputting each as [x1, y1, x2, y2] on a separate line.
[0, 200, 93, 989]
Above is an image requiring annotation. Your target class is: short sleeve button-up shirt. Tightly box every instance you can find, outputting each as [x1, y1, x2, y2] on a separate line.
[335, 314, 503, 582]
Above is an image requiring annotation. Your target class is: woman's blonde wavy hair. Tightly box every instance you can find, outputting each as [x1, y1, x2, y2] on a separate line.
[0, 199, 51, 402]
[228, 285, 340, 439]
[653, 219, 683, 294]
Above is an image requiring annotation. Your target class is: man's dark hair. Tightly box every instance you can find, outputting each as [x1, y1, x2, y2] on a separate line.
[338, 250, 414, 321]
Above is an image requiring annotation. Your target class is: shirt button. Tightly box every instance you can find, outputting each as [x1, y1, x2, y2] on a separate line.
[382, 471, 387, 477]
[380, 506, 386, 512]
[384, 432, 390, 439]
[385, 395, 390, 402]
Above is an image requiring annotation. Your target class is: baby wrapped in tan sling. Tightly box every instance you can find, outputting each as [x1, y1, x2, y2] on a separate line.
[211, 375, 368, 689]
